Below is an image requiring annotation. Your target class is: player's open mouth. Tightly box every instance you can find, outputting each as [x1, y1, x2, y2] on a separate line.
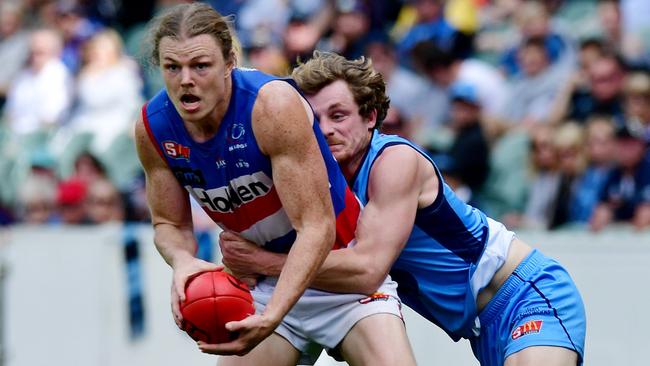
[180, 93, 201, 112]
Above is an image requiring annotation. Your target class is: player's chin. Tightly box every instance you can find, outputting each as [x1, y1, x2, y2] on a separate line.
[330, 149, 348, 162]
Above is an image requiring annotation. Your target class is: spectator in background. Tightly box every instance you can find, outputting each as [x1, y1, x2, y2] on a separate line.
[3, 28, 73, 136]
[499, 0, 575, 78]
[397, 0, 461, 60]
[597, 0, 624, 52]
[0, 1, 30, 107]
[550, 52, 627, 126]
[547, 122, 588, 229]
[572, 38, 607, 89]
[590, 124, 650, 231]
[380, 106, 411, 140]
[501, 36, 569, 128]
[597, 0, 646, 65]
[520, 124, 561, 229]
[411, 40, 509, 124]
[282, 1, 335, 65]
[16, 174, 58, 224]
[567, 116, 616, 224]
[318, 0, 380, 60]
[56, 29, 143, 157]
[86, 178, 124, 223]
[71, 151, 108, 185]
[619, 0, 650, 64]
[623, 70, 650, 144]
[365, 38, 447, 137]
[54, 0, 103, 73]
[233, 0, 290, 52]
[56, 178, 90, 225]
[437, 82, 489, 204]
[245, 38, 290, 76]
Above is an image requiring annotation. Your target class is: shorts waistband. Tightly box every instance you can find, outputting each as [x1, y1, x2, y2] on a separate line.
[478, 249, 545, 326]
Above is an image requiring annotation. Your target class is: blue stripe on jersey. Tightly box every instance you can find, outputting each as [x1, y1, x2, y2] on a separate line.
[415, 185, 488, 264]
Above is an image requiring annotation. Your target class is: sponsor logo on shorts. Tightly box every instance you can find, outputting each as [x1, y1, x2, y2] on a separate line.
[511, 320, 543, 340]
[359, 292, 391, 304]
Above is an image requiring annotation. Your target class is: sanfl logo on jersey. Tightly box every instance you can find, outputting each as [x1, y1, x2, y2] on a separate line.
[511, 320, 543, 340]
[163, 141, 190, 161]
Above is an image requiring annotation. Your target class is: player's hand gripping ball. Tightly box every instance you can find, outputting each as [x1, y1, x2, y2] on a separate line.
[180, 270, 255, 343]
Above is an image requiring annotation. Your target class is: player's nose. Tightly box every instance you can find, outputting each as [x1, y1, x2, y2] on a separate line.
[319, 119, 335, 136]
[180, 67, 194, 86]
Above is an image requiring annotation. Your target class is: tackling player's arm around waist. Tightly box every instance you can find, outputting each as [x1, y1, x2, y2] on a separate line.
[219, 143, 532, 311]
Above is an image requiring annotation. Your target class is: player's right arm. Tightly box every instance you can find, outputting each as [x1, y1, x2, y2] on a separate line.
[134, 114, 219, 326]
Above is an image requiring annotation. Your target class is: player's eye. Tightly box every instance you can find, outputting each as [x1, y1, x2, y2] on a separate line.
[164, 64, 179, 72]
[332, 113, 346, 122]
[196, 63, 210, 70]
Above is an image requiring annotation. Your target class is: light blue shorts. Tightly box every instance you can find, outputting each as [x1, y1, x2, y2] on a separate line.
[470, 249, 586, 365]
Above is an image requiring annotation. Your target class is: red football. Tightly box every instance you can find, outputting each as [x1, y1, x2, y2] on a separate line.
[180, 270, 255, 344]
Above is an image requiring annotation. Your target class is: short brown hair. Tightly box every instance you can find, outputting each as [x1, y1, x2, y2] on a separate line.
[147, 3, 237, 66]
[292, 51, 390, 129]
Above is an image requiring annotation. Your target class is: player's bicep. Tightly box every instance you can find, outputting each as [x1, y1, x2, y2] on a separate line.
[252, 81, 334, 230]
[356, 147, 421, 267]
[134, 116, 193, 228]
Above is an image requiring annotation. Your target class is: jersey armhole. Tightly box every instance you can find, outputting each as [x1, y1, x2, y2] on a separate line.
[141, 103, 165, 160]
[368, 141, 445, 215]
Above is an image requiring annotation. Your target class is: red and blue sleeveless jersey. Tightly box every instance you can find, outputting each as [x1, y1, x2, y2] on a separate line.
[142, 68, 360, 253]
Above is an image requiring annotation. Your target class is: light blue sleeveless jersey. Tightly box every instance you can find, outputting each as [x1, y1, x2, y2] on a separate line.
[352, 130, 490, 340]
[353, 131, 586, 363]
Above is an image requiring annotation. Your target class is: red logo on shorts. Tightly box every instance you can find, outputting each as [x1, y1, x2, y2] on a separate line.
[359, 292, 391, 304]
[512, 320, 543, 340]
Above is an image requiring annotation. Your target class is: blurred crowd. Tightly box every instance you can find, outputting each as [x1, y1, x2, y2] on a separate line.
[0, 0, 649, 232]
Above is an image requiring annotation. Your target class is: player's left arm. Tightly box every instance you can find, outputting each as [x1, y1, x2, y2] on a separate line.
[199, 80, 335, 355]
[220, 145, 428, 294]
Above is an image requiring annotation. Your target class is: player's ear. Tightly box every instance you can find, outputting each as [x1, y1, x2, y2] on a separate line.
[225, 52, 236, 79]
[366, 109, 378, 131]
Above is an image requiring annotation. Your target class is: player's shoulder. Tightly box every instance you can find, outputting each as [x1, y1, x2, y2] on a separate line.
[375, 143, 421, 171]
[370, 134, 433, 181]
[257, 79, 300, 103]
[144, 89, 171, 116]
[372, 134, 421, 161]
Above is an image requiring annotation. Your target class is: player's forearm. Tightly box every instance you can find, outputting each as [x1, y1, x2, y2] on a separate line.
[262, 224, 334, 321]
[310, 247, 385, 295]
[260, 245, 384, 295]
[153, 222, 198, 268]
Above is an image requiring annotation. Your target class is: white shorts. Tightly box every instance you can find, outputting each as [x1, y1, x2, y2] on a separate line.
[252, 276, 403, 364]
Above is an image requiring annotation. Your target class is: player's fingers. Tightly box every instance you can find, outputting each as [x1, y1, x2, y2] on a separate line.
[199, 261, 221, 273]
[219, 230, 240, 241]
[171, 299, 182, 326]
[224, 318, 249, 332]
[174, 278, 186, 303]
[198, 340, 247, 356]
